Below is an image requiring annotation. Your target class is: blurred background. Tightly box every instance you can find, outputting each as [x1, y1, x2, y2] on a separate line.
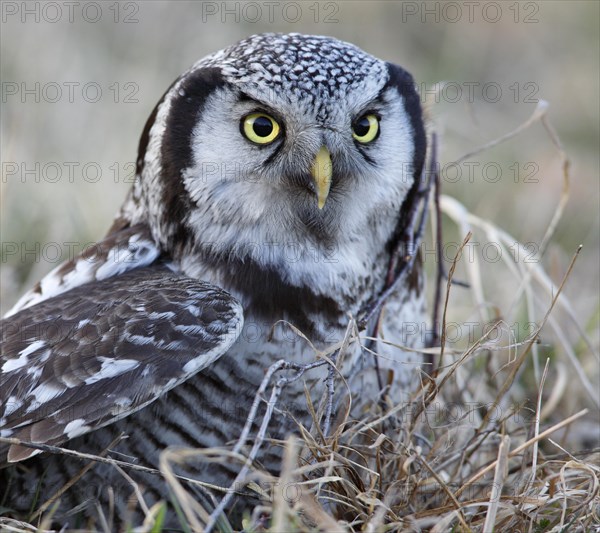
[1, 2, 598, 428]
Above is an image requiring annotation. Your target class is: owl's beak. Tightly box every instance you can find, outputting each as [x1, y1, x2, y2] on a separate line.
[310, 146, 332, 209]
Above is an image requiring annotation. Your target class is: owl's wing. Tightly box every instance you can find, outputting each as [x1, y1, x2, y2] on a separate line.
[0, 265, 243, 463]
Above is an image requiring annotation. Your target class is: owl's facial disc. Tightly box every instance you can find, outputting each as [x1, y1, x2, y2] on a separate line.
[145, 34, 426, 260]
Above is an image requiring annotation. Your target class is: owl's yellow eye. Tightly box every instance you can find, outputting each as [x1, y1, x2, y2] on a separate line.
[242, 113, 281, 144]
[352, 114, 380, 143]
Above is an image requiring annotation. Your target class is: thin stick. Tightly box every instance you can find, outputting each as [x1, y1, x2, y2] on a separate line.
[322, 355, 338, 438]
[0, 436, 156, 477]
[230, 359, 289, 458]
[437, 231, 473, 372]
[0, 436, 230, 494]
[453, 100, 549, 164]
[429, 132, 445, 367]
[204, 344, 345, 532]
[538, 113, 571, 257]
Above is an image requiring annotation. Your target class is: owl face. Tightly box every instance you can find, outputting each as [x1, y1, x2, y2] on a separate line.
[133, 33, 425, 276]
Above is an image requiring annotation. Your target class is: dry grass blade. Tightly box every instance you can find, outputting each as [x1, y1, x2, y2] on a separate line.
[441, 196, 599, 406]
[455, 408, 589, 499]
[528, 358, 551, 484]
[159, 447, 222, 532]
[482, 435, 510, 532]
[271, 436, 298, 532]
[417, 454, 471, 531]
[478, 244, 582, 430]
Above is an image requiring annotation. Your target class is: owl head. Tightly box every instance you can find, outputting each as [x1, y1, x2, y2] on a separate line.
[125, 33, 425, 281]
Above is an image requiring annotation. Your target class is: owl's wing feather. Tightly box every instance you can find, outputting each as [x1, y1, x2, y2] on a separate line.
[0, 265, 243, 463]
[5, 224, 160, 317]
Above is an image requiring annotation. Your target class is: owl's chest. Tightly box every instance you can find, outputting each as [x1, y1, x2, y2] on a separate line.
[229, 304, 356, 372]
[176, 246, 389, 344]
[172, 305, 367, 440]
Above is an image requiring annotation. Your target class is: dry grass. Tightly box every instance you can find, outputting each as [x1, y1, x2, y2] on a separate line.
[1, 102, 598, 533]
